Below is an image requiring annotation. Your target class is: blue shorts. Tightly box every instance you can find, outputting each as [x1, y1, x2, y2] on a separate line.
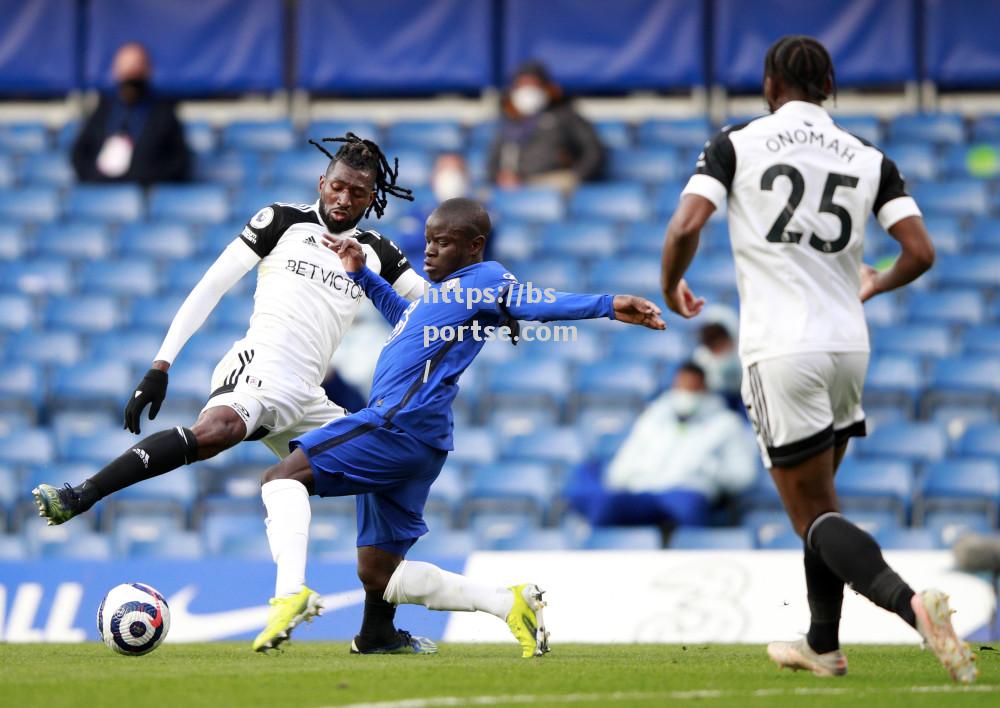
[290, 408, 447, 550]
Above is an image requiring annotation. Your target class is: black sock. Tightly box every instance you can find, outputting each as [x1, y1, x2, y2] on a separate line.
[804, 543, 844, 653]
[354, 591, 398, 650]
[83, 427, 198, 506]
[809, 513, 916, 628]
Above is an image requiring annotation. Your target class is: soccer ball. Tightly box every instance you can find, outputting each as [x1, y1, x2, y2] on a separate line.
[98, 582, 170, 656]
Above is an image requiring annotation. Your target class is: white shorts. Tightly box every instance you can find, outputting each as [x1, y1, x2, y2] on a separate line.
[201, 344, 346, 459]
[741, 352, 868, 468]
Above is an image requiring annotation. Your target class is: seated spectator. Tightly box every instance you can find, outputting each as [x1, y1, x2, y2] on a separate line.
[488, 60, 605, 193]
[691, 305, 743, 413]
[565, 362, 756, 536]
[72, 42, 191, 185]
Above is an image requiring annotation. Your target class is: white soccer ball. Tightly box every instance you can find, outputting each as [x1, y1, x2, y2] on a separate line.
[97, 582, 170, 656]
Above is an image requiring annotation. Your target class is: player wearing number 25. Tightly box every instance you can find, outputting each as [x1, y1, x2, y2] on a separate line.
[661, 36, 975, 683]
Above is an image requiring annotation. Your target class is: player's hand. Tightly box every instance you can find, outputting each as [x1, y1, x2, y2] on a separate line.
[664, 279, 706, 318]
[321, 234, 367, 272]
[613, 295, 666, 330]
[858, 263, 880, 302]
[124, 368, 168, 434]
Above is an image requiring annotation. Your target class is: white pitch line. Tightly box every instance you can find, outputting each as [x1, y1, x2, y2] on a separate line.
[328, 684, 1000, 708]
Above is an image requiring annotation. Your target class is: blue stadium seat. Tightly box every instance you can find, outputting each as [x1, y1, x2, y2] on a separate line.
[968, 217, 1000, 252]
[126, 531, 205, 560]
[687, 255, 737, 292]
[112, 513, 185, 552]
[270, 150, 328, 188]
[150, 185, 230, 224]
[306, 121, 380, 144]
[933, 254, 1000, 289]
[941, 144, 999, 179]
[485, 359, 571, 411]
[758, 530, 803, 549]
[44, 295, 121, 333]
[68, 185, 143, 222]
[0, 224, 27, 259]
[467, 122, 496, 149]
[573, 405, 637, 444]
[931, 405, 996, 433]
[0, 428, 54, 466]
[0, 123, 49, 153]
[654, 179, 693, 215]
[469, 510, 541, 547]
[162, 364, 213, 404]
[222, 120, 296, 153]
[575, 361, 659, 406]
[118, 223, 198, 260]
[490, 188, 565, 222]
[50, 360, 132, 407]
[583, 526, 661, 550]
[50, 410, 119, 450]
[194, 151, 264, 185]
[589, 120, 630, 150]
[490, 529, 571, 551]
[505, 427, 588, 470]
[217, 534, 272, 560]
[864, 355, 923, 408]
[891, 144, 938, 181]
[623, 221, 666, 255]
[114, 466, 198, 508]
[924, 357, 1000, 411]
[863, 294, 900, 328]
[163, 257, 219, 294]
[538, 221, 616, 258]
[971, 115, 1000, 142]
[835, 458, 913, 520]
[920, 216, 965, 254]
[511, 257, 583, 291]
[923, 510, 992, 547]
[184, 121, 217, 155]
[637, 118, 712, 149]
[425, 463, 466, 514]
[201, 221, 247, 254]
[607, 148, 681, 182]
[956, 423, 1000, 460]
[38, 532, 114, 560]
[871, 325, 954, 359]
[0, 294, 33, 331]
[55, 121, 78, 150]
[19, 153, 73, 186]
[856, 421, 947, 463]
[889, 113, 965, 146]
[0, 465, 18, 511]
[128, 293, 186, 333]
[465, 462, 552, 513]
[59, 427, 137, 465]
[0, 535, 27, 560]
[912, 181, 989, 216]
[834, 115, 882, 144]
[0, 155, 11, 187]
[0, 362, 44, 414]
[741, 509, 794, 547]
[669, 528, 754, 550]
[450, 427, 498, 467]
[24, 464, 97, 501]
[0, 187, 59, 221]
[0, 258, 73, 296]
[388, 149, 433, 188]
[80, 259, 158, 296]
[6, 330, 82, 365]
[588, 257, 660, 295]
[907, 290, 986, 325]
[176, 332, 239, 366]
[917, 460, 1000, 522]
[874, 527, 938, 550]
[607, 327, 687, 363]
[208, 294, 253, 330]
[386, 121, 463, 151]
[41, 222, 112, 260]
[570, 182, 649, 221]
[408, 530, 476, 558]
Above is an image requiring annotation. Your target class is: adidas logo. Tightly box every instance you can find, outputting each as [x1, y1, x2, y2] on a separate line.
[132, 448, 150, 469]
[304, 236, 318, 247]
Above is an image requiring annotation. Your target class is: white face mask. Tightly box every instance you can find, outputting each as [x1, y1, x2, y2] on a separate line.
[510, 85, 548, 116]
[431, 169, 469, 203]
[671, 390, 704, 420]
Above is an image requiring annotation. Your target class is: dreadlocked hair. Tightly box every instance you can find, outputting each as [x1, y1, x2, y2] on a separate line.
[764, 35, 836, 103]
[309, 132, 414, 219]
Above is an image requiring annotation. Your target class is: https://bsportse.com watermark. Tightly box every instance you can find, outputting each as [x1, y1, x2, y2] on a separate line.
[420, 280, 579, 347]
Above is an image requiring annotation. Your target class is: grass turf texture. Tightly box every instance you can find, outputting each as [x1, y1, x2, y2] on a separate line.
[1, 643, 998, 707]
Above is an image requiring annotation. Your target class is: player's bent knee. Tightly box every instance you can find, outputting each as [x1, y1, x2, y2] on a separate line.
[191, 409, 247, 458]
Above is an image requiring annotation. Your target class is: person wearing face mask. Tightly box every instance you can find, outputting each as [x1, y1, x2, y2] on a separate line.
[691, 305, 744, 413]
[488, 61, 605, 193]
[72, 42, 191, 185]
[564, 362, 756, 538]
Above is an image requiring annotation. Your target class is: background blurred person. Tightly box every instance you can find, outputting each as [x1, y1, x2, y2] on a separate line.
[72, 42, 191, 185]
[488, 60, 605, 193]
[691, 305, 743, 412]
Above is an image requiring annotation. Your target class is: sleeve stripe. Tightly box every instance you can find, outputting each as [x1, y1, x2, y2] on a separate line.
[681, 174, 727, 210]
[877, 196, 922, 231]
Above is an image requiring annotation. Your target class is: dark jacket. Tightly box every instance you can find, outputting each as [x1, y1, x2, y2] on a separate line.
[72, 94, 191, 185]
[488, 102, 605, 183]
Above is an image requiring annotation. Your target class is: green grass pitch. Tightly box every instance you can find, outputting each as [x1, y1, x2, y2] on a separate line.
[1, 643, 997, 707]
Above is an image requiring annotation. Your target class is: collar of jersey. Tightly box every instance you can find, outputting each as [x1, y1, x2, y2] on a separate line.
[430, 261, 484, 285]
[774, 100, 832, 124]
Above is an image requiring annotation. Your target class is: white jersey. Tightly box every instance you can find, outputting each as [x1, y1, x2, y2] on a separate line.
[682, 101, 921, 366]
[235, 200, 426, 386]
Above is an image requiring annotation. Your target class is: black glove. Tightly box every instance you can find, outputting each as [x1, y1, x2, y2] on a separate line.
[124, 368, 168, 434]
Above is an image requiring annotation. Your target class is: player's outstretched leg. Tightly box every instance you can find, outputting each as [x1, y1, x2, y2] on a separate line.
[383, 560, 550, 658]
[911, 589, 978, 684]
[33, 426, 199, 525]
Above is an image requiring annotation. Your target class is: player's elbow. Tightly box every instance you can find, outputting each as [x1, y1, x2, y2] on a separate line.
[911, 239, 936, 271]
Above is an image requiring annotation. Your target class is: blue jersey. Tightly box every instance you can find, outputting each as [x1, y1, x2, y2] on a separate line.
[349, 260, 615, 450]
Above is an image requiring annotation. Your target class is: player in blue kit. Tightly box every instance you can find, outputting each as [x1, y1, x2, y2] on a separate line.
[253, 197, 665, 655]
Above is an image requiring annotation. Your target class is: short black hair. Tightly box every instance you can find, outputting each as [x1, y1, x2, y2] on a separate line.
[309, 132, 413, 219]
[764, 35, 836, 103]
[698, 322, 732, 348]
[676, 360, 707, 382]
[431, 198, 492, 241]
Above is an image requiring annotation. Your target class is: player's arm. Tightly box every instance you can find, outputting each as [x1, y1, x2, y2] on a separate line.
[322, 235, 410, 325]
[365, 230, 428, 300]
[493, 282, 665, 330]
[859, 156, 935, 301]
[661, 128, 736, 318]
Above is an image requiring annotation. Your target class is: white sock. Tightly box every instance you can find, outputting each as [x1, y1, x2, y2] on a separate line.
[261, 479, 311, 598]
[383, 560, 514, 620]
